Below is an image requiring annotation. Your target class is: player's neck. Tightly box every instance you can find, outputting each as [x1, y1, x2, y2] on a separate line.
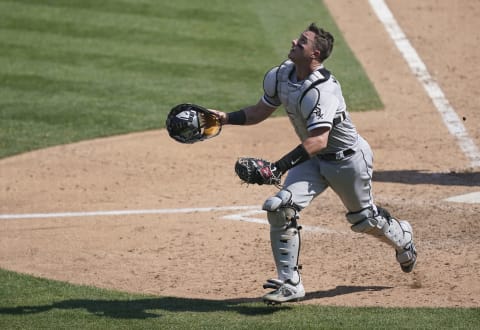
[295, 62, 323, 81]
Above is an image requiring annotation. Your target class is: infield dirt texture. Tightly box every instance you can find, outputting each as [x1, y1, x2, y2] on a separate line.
[1, 0, 479, 307]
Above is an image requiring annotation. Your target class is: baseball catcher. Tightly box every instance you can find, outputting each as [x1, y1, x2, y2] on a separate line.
[206, 23, 417, 305]
[166, 103, 222, 144]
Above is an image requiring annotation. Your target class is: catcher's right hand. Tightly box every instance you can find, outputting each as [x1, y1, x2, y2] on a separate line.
[234, 157, 282, 185]
[166, 103, 222, 144]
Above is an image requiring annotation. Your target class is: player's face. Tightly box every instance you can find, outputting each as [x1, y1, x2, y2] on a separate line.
[288, 31, 316, 63]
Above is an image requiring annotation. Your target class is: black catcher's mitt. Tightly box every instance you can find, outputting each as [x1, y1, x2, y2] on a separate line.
[234, 157, 282, 185]
[166, 103, 222, 144]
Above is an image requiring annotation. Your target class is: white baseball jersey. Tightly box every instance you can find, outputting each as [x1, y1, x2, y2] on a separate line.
[262, 60, 358, 154]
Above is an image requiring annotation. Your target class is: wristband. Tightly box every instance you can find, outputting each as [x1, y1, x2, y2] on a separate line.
[227, 110, 247, 125]
[275, 144, 310, 174]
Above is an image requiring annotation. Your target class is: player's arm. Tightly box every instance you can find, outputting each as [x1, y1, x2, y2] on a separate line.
[302, 127, 330, 154]
[274, 88, 336, 174]
[209, 100, 276, 126]
[231, 99, 277, 125]
[273, 127, 330, 174]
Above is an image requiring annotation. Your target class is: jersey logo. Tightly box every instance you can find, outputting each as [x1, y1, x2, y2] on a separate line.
[312, 106, 324, 119]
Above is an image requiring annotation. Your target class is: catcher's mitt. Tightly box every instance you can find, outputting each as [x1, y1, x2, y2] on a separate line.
[166, 103, 222, 144]
[234, 157, 282, 185]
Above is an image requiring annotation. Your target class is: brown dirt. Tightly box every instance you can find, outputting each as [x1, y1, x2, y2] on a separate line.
[1, 0, 479, 307]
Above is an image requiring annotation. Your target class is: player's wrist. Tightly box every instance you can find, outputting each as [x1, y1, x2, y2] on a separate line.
[227, 110, 247, 125]
[275, 144, 310, 174]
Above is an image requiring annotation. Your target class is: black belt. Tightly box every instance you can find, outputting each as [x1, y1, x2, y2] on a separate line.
[319, 148, 355, 161]
[333, 111, 346, 126]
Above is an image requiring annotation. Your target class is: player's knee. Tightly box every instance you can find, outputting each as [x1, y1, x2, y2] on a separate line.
[263, 190, 292, 212]
[266, 207, 297, 228]
[346, 207, 382, 234]
[263, 190, 298, 228]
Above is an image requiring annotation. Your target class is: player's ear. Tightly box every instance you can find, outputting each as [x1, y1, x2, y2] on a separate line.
[312, 49, 321, 59]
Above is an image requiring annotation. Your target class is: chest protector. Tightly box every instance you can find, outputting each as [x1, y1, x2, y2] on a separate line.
[275, 60, 331, 140]
[276, 60, 330, 107]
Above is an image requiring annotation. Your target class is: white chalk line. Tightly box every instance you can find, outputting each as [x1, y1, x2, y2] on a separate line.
[222, 210, 342, 234]
[444, 191, 480, 204]
[369, 0, 480, 168]
[0, 205, 342, 234]
[0, 205, 259, 220]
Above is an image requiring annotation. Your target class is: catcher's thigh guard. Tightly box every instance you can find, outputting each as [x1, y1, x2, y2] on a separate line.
[263, 190, 301, 283]
[346, 207, 412, 251]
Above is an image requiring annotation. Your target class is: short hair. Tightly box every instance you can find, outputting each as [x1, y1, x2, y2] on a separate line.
[308, 23, 334, 61]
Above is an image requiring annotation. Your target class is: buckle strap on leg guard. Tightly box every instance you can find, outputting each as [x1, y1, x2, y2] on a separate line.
[263, 278, 284, 290]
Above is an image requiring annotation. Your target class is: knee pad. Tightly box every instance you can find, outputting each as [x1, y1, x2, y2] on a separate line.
[263, 190, 293, 213]
[346, 207, 378, 233]
[346, 207, 412, 250]
[263, 190, 297, 227]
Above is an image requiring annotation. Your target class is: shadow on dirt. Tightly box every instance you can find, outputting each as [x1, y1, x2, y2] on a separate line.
[304, 285, 392, 300]
[0, 286, 391, 318]
[373, 170, 480, 186]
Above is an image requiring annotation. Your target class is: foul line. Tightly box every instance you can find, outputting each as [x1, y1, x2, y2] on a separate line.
[444, 191, 480, 204]
[0, 205, 259, 220]
[222, 210, 342, 234]
[369, 0, 480, 168]
[0, 205, 343, 234]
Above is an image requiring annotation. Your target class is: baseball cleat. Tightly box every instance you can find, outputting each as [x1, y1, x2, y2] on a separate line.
[397, 242, 417, 273]
[262, 279, 305, 304]
[396, 221, 417, 273]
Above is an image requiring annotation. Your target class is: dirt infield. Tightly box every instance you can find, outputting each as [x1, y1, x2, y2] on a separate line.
[1, 0, 479, 307]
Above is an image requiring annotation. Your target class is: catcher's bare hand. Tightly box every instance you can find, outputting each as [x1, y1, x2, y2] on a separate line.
[234, 157, 282, 185]
[207, 109, 228, 125]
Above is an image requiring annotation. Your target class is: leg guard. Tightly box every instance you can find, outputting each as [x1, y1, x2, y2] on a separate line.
[346, 206, 417, 272]
[346, 207, 412, 251]
[262, 190, 302, 284]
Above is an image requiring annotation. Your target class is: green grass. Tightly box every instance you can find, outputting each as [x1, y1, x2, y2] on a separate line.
[5, 0, 473, 329]
[0, 0, 381, 158]
[0, 269, 478, 329]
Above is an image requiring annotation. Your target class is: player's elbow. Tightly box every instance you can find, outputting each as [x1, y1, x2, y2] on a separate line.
[303, 137, 328, 155]
[303, 127, 330, 155]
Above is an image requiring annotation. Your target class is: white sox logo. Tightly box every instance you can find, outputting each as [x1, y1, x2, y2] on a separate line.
[312, 106, 324, 119]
